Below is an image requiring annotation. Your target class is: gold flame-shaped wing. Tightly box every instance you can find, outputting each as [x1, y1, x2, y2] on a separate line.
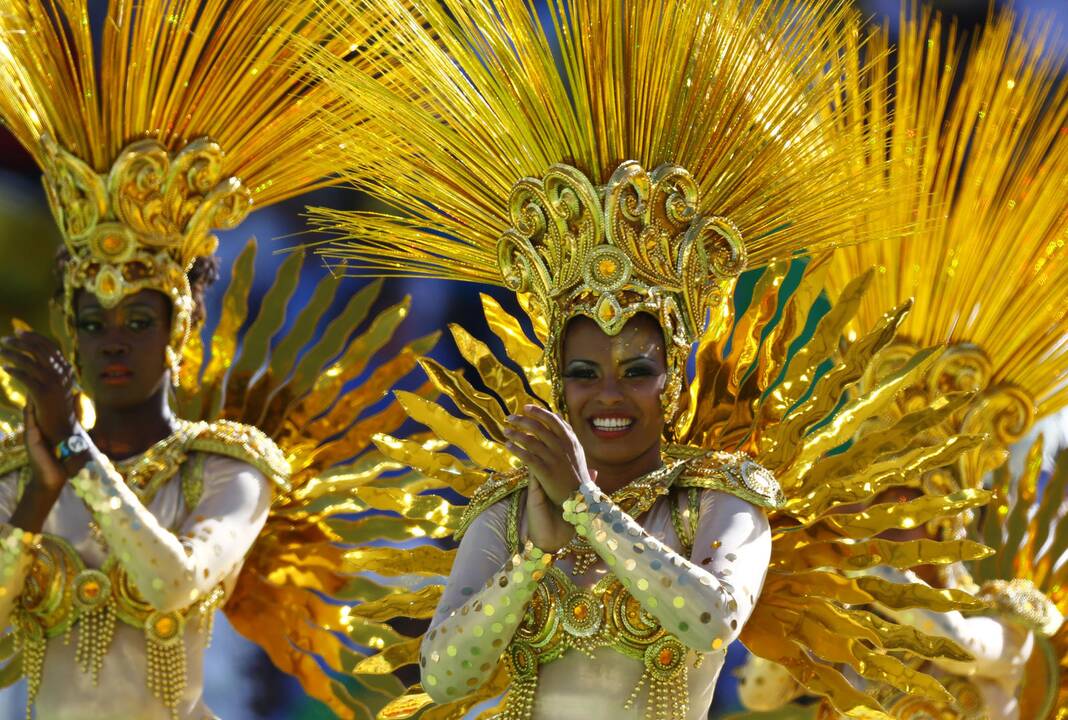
[349, 264, 992, 719]
[182, 240, 439, 719]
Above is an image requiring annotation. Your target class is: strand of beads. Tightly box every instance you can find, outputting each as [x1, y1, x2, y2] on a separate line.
[15, 615, 45, 720]
[72, 569, 115, 682]
[145, 611, 187, 720]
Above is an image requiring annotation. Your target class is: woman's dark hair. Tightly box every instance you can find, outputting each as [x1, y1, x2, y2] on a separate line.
[54, 247, 221, 326]
[186, 254, 221, 326]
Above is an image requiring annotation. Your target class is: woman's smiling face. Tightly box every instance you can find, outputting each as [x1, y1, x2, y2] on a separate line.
[561, 313, 668, 472]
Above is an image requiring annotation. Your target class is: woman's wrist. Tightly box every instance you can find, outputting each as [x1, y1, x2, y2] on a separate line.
[10, 483, 61, 534]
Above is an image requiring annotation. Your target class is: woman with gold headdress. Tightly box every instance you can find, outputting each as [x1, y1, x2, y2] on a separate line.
[735, 4, 1068, 719]
[294, 1, 997, 718]
[0, 3, 433, 719]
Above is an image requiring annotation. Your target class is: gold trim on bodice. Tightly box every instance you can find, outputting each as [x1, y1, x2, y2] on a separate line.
[503, 564, 701, 720]
[494, 449, 770, 720]
[5, 418, 283, 720]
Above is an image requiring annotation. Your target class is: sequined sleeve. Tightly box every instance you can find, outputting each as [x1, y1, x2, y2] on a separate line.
[736, 653, 804, 711]
[0, 469, 36, 628]
[420, 498, 552, 703]
[71, 449, 271, 613]
[563, 484, 772, 653]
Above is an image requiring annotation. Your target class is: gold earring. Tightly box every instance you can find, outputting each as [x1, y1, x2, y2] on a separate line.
[165, 346, 181, 387]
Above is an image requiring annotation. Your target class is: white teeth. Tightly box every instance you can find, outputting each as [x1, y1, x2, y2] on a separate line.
[592, 417, 634, 431]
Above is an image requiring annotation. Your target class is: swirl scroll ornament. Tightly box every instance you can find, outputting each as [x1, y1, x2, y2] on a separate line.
[39, 135, 252, 384]
[497, 161, 746, 420]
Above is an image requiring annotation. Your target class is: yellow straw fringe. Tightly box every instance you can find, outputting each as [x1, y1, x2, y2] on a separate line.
[829, 4, 1068, 417]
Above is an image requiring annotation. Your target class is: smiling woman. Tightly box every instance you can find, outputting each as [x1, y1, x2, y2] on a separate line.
[298, 1, 998, 717]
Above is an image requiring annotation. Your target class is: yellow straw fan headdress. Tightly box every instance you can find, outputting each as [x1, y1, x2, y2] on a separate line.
[305, 0, 885, 417]
[0, 0, 351, 380]
[828, 4, 1068, 497]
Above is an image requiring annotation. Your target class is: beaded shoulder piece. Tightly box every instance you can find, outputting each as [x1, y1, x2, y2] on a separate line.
[455, 468, 528, 540]
[668, 447, 784, 511]
[186, 420, 290, 493]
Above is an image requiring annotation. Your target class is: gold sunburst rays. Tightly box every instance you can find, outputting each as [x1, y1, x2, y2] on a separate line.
[0, 0, 363, 208]
[356, 275, 993, 718]
[828, 4, 1068, 425]
[302, 0, 892, 286]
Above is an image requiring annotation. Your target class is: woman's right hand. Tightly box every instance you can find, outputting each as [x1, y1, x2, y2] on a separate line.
[523, 471, 576, 553]
[24, 404, 67, 497]
[8, 405, 66, 534]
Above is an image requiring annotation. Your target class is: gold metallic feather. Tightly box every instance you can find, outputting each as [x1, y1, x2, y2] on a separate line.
[828, 4, 1068, 430]
[183, 241, 435, 719]
[0, 0, 370, 207]
[303, 0, 890, 280]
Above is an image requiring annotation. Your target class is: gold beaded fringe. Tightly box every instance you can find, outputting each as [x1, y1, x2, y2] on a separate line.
[74, 600, 116, 683]
[146, 630, 187, 720]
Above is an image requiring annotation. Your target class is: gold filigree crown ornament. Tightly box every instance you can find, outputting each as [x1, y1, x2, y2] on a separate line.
[45, 135, 251, 380]
[0, 0, 358, 382]
[303, 0, 894, 421]
[499, 161, 745, 418]
[828, 5, 1068, 509]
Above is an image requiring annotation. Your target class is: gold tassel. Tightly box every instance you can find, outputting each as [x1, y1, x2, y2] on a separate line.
[16, 616, 46, 720]
[72, 569, 116, 684]
[502, 645, 539, 719]
[145, 611, 187, 720]
[624, 638, 689, 720]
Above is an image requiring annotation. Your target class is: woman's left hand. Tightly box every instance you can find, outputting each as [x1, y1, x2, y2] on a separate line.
[0, 331, 78, 445]
[503, 404, 593, 506]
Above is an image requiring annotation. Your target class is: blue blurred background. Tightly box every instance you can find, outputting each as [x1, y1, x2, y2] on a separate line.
[0, 1, 1066, 717]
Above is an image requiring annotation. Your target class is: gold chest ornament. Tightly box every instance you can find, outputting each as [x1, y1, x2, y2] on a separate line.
[12, 424, 221, 720]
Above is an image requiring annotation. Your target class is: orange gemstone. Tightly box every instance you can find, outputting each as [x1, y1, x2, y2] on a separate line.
[155, 617, 175, 635]
[572, 603, 589, 621]
[658, 647, 675, 666]
[82, 581, 100, 599]
[101, 235, 123, 253]
[597, 258, 617, 276]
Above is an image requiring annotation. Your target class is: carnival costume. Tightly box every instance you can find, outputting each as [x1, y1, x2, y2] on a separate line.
[0, 3, 433, 718]
[736, 6, 1068, 720]
[296, 1, 1001, 718]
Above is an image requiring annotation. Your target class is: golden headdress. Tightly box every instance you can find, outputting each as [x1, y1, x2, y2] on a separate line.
[0, 1, 351, 380]
[306, 0, 887, 418]
[828, 4, 1068, 495]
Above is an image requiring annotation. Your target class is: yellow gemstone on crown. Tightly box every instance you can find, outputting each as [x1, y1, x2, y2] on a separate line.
[597, 258, 617, 277]
[101, 235, 124, 254]
[597, 298, 618, 323]
[572, 603, 589, 621]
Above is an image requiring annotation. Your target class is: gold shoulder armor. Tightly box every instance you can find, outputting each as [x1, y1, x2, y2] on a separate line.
[672, 446, 784, 510]
[187, 420, 290, 492]
[978, 578, 1063, 637]
[455, 468, 528, 540]
[0, 430, 28, 478]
